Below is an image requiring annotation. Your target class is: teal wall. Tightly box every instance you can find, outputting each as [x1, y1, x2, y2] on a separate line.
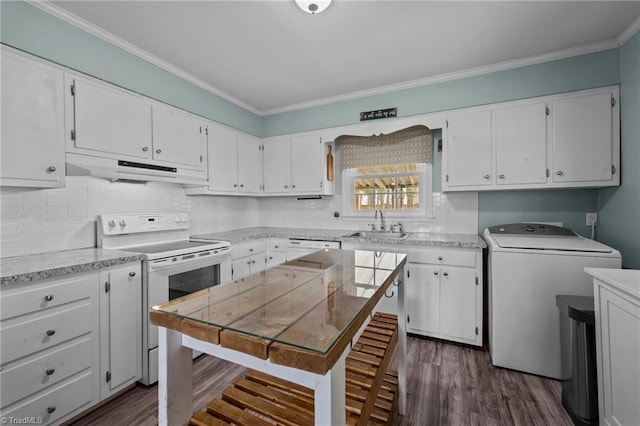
[598, 32, 640, 268]
[0, 1, 262, 136]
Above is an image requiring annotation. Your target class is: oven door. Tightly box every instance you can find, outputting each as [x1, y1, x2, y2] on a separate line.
[144, 250, 231, 384]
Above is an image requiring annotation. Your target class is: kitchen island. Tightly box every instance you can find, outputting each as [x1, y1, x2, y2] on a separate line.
[150, 248, 407, 426]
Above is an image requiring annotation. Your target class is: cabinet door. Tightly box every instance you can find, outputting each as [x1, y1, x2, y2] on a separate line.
[237, 133, 263, 193]
[263, 137, 291, 193]
[439, 268, 477, 341]
[495, 102, 548, 185]
[291, 134, 323, 193]
[72, 76, 152, 159]
[445, 110, 493, 187]
[207, 123, 239, 192]
[232, 258, 252, 280]
[1, 51, 65, 187]
[406, 264, 440, 334]
[100, 265, 142, 398]
[552, 91, 614, 183]
[152, 106, 206, 169]
[266, 252, 287, 268]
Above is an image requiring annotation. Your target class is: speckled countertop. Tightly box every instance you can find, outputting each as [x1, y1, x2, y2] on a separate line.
[1, 248, 145, 287]
[191, 226, 486, 249]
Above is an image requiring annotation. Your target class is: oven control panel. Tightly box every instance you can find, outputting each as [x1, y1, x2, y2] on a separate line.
[98, 213, 190, 235]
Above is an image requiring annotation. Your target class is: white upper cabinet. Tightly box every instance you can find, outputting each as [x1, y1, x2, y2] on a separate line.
[237, 133, 263, 193]
[70, 75, 153, 159]
[291, 134, 324, 193]
[197, 122, 262, 195]
[263, 136, 291, 194]
[1, 48, 65, 187]
[552, 90, 616, 184]
[151, 106, 206, 169]
[207, 123, 239, 192]
[443, 86, 619, 192]
[495, 101, 548, 186]
[444, 109, 493, 188]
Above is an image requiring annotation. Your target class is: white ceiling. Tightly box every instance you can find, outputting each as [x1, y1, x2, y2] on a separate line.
[50, 1, 640, 115]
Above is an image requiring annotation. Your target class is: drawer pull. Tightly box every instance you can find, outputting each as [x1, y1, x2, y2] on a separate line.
[44, 294, 54, 302]
[129, 272, 136, 277]
[47, 406, 56, 414]
[249, 248, 254, 252]
[46, 329, 56, 337]
[45, 368, 55, 376]
[433, 271, 439, 276]
[443, 272, 449, 277]
[437, 256, 443, 261]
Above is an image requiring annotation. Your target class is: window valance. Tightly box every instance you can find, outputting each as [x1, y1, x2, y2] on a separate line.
[336, 125, 432, 169]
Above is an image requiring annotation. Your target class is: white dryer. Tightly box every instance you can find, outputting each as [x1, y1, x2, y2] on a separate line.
[483, 223, 621, 379]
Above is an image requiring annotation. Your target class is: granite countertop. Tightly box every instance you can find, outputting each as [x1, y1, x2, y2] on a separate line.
[1, 248, 145, 287]
[191, 226, 487, 249]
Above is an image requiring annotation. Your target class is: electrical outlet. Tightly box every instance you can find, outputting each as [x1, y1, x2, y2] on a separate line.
[586, 213, 598, 226]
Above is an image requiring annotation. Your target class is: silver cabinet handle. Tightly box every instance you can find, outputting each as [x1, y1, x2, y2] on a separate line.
[142, 146, 149, 152]
[44, 294, 54, 302]
[47, 406, 56, 414]
[292, 185, 296, 188]
[251, 260, 256, 264]
[284, 185, 288, 189]
[47, 166, 57, 172]
[46, 329, 55, 336]
[129, 272, 136, 277]
[443, 272, 449, 277]
[433, 271, 439, 275]
[155, 149, 162, 154]
[45, 368, 55, 376]
[240, 184, 244, 188]
[556, 170, 564, 176]
[247, 261, 251, 265]
[437, 256, 443, 261]
[233, 184, 238, 188]
[484, 174, 490, 179]
[499, 174, 505, 179]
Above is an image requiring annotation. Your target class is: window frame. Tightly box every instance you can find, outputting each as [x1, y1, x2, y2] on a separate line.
[341, 163, 433, 219]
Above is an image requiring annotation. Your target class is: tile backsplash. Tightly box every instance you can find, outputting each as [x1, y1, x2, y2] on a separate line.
[0, 177, 259, 258]
[1, 177, 477, 258]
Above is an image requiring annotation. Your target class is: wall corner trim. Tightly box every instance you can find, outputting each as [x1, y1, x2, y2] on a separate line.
[617, 16, 640, 46]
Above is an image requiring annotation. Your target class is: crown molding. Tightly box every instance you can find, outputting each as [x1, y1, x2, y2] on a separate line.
[617, 15, 640, 46]
[25, 0, 263, 116]
[263, 39, 620, 115]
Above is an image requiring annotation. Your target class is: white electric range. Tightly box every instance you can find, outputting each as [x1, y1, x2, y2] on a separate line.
[97, 213, 231, 385]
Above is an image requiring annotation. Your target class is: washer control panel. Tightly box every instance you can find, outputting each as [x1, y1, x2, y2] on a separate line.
[487, 223, 575, 236]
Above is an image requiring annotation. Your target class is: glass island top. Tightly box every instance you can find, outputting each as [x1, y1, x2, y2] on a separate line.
[151, 248, 407, 355]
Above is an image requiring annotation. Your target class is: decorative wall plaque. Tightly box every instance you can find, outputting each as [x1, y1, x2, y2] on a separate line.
[360, 108, 397, 121]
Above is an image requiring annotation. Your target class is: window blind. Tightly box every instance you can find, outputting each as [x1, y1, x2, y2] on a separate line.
[337, 125, 432, 169]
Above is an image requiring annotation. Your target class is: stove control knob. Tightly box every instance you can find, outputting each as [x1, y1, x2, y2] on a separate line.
[180, 217, 187, 224]
[174, 217, 181, 224]
[108, 219, 116, 228]
[119, 219, 127, 227]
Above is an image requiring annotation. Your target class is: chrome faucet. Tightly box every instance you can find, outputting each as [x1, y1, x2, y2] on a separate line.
[374, 209, 385, 231]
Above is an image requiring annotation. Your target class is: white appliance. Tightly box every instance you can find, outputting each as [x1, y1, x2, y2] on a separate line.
[287, 238, 341, 258]
[483, 223, 621, 379]
[97, 213, 231, 385]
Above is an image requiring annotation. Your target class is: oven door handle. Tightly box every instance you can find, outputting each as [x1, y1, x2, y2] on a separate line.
[148, 252, 230, 271]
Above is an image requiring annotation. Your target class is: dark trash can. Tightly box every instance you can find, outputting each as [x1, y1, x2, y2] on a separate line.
[556, 295, 599, 426]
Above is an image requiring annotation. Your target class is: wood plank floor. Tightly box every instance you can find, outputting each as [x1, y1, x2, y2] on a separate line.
[65, 336, 573, 426]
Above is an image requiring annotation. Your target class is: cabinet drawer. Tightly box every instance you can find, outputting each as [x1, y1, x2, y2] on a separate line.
[409, 248, 477, 267]
[1, 303, 93, 364]
[231, 240, 266, 259]
[1, 338, 92, 407]
[269, 238, 288, 253]
[1, 371, 94, 425]
[1, 273, 95, 321]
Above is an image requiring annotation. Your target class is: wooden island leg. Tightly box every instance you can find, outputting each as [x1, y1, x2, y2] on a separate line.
[314, 348, 348, 426]
[158, 326, 193, 426]
[397, 266, 407, 415]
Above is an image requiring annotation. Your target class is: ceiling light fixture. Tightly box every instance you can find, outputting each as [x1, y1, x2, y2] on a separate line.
[295, 0, 332, 14]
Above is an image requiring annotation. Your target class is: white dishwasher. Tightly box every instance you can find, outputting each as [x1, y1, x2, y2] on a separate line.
[286, 238, 341, 260]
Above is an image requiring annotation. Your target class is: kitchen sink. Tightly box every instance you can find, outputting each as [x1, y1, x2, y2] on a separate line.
[343, 231, 409, 239]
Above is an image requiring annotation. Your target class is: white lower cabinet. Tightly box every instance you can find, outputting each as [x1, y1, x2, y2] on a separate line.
[99, 264, 142, 398]
[266, 238, 288, 268]
[0, 262, 142, 424]
[231, 240, 267, 280]
[406, 247, 482, 346]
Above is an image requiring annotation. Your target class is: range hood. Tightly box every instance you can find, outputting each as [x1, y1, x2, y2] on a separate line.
[66, 153, 207, 185]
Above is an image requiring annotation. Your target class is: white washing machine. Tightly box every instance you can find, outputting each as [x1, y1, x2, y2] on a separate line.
[483, 223, 621, 379]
